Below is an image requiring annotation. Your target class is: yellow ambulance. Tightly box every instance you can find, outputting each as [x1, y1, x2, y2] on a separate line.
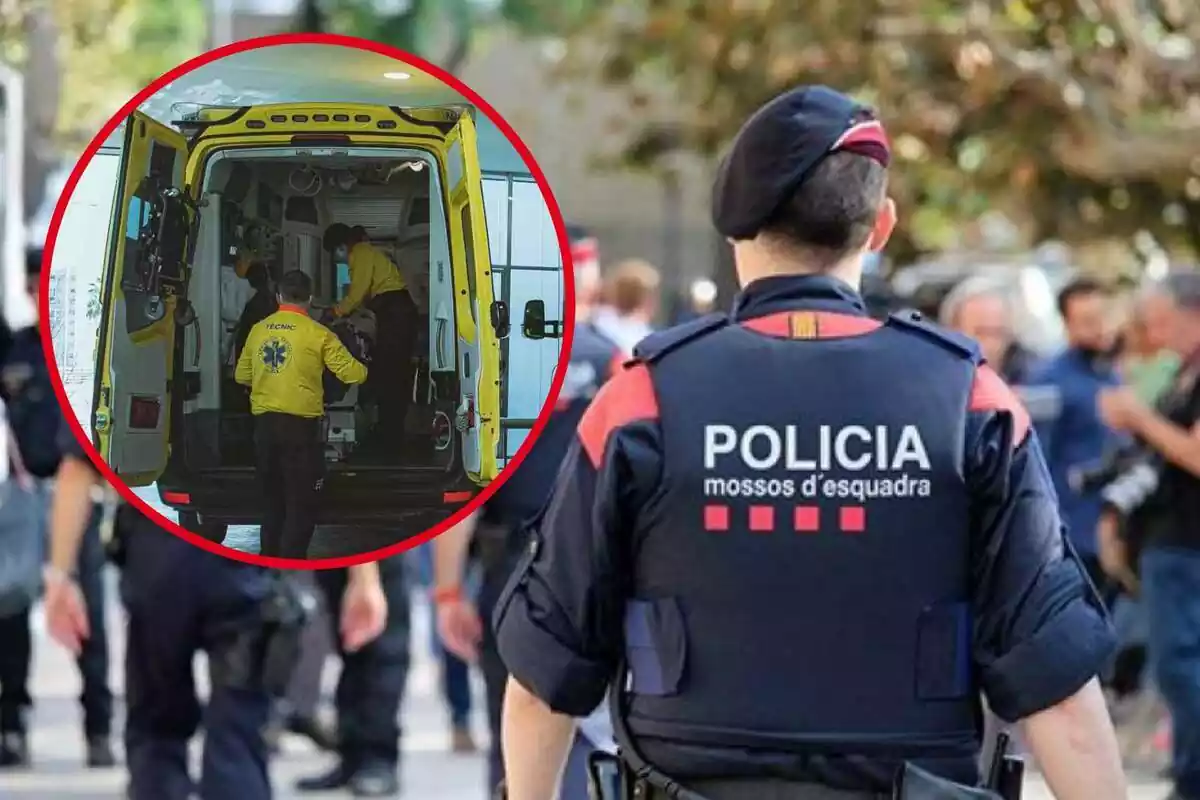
[92, 103, 509, 540]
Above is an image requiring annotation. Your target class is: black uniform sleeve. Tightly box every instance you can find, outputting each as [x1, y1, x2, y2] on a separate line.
[494, 365, 663, 716]
[56, 417, 92, 467]
[966, 367, 1117, 722]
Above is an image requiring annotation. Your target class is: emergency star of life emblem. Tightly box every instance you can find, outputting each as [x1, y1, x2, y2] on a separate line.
[260, 338, 290, 374]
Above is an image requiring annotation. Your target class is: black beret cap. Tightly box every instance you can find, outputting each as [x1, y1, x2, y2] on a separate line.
[712, 85, 891, 240]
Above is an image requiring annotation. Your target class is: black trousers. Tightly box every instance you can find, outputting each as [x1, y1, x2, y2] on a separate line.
[316, 554, 410, 772]
[121, 521, 272, 800]
[367, 290, 419, 454]
[0, 506, 111, 737]
[254, 413, 324, 559]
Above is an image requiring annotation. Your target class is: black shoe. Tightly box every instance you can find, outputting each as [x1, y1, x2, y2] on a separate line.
[286, 714, 338, 752]
[0, 731, 29, 768]
[350, 762, 399, 797]
[86, 735, 117, 768]
[296, 764, 352, 792]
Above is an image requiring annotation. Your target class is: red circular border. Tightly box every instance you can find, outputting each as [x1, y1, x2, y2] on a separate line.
[40, 32, 576, 570]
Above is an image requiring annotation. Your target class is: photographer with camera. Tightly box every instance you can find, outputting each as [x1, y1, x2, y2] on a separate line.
[1098, 270, 1200, 800]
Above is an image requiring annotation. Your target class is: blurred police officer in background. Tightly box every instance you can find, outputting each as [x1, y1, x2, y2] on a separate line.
[0, 249, 115, 768]
[236, 269, 367, 558]
[42, 419, 388, 800]
[295, 552, 410, 798]
[433, 227, 623, 799]
[322, 222, 420, 456]
[493, 85, 1125, 800]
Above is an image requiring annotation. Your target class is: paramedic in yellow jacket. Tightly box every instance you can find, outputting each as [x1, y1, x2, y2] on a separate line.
[236, 270, 367, 559]
[323, 223, 420, 459]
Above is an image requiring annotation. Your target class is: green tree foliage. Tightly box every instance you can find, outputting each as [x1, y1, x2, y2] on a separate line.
[294, 0, 596, 75]
[1, 0, 205, 147]
[553, 0, 1200, 261]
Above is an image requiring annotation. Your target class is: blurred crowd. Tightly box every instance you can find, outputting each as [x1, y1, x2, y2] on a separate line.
[3, 220, 1200, 798]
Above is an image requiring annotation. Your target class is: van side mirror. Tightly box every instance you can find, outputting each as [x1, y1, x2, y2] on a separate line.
[522, 299, 563, 340]
[490, 300, 511, 340]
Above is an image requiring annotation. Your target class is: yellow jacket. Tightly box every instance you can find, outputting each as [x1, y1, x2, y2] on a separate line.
[334, 241, 408, 318]
[235, 304, 367, 418]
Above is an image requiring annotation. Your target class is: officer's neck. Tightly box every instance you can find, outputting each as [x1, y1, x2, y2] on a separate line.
[734, 240, 863, 291]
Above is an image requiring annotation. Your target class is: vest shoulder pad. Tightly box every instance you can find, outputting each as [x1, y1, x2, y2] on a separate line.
[630, 313, 729, 364]
[885, 310, 982, 363]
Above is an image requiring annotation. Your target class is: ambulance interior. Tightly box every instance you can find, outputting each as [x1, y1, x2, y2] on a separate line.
[182, 150, 460, 472]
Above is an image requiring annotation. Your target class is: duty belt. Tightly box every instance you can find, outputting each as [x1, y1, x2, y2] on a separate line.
[596, 658, 1021, 800]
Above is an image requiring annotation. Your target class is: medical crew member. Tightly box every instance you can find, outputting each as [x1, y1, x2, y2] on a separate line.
[494, 85, 1126, 800]
[323, 223, 419, 456]
[237, 269, 367, 559]
[43, 419, 389, 800]
[434, 230, 622, 798]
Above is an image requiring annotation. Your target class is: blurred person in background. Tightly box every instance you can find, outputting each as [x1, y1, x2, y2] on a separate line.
[1030, 277, 1122, 598]
[296, 554, 409, 797]
[567, 225, 603, 318]
[44, 415, 388, 800]
[939, 274, 1038, 384]
[433, 226, 623, 799]
[1120, 284, 1183, 405]
[1097, 270, 1200, 800]
[592, 258, 662, 354]
[266, 570, 338, 756]
[413, 543, 477, 753]
[0, 249, 114, 769]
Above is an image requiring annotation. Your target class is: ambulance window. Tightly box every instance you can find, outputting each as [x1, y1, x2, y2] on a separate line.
[461, 206, 477, 320]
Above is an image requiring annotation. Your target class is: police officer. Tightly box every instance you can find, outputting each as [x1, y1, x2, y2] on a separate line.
[236, 269, 367, 558]
[322, 223, 420, 456]
[295, 553, 411, 797]
[434, 229, 624, 798]
[0, 248, 115, 767]
[43, 418, 388, 800]
[493, 86, 1127, 800]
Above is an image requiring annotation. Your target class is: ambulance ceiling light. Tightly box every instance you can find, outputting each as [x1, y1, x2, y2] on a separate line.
[383, 71, 411, 80]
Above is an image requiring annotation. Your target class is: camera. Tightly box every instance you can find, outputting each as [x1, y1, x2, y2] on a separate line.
[1068, 445, 1150, 495]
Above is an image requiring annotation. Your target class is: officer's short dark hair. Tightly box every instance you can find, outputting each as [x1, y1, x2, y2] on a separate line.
[758, 152, 888, 264]
[323, 223, 352, 253]
[278, 270, 313, 303]
[350, 225, 369, 241]
[1056, 276, 1110, 320]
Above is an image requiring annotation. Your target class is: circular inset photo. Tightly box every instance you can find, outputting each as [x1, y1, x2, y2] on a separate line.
[42, 33, 574, 567]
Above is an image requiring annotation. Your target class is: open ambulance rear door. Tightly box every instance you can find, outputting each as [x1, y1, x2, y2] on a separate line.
[444, 109, 502, 485]
[92, 111, 194, 486]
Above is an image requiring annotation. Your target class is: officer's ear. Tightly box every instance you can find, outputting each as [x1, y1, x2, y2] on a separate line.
[866, 196, 897, 253]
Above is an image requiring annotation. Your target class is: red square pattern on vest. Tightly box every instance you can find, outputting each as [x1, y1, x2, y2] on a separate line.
[703, 505, 730, 532]
[840, 506, 866, 532]
[794, 506, 820, 532]
[749, 506, 775, 532]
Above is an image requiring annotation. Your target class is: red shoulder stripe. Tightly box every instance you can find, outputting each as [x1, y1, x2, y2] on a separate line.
[577, 363, 659, 468]
[969, 365, 1031, 447]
